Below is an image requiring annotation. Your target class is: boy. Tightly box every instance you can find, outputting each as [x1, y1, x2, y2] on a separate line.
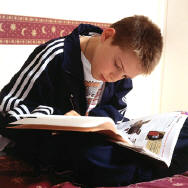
[0, 15, 187, 187]
[0, 15, 162, 123]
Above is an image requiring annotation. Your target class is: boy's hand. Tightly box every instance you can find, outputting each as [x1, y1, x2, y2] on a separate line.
[64, 110, 80, 116]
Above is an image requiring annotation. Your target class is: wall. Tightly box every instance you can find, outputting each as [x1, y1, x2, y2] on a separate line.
[0, 0, 163, 24]
[0, 0, 165, 118]
[160, 0, 188, 112]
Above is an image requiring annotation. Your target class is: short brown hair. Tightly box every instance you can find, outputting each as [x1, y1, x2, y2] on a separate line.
[110, 15, 163, 74]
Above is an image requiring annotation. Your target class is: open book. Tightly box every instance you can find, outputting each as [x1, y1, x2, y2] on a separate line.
[8, 111, 188, 167]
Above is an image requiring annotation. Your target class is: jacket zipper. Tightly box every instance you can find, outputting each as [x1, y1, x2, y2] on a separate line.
[69, 94, 75, 110]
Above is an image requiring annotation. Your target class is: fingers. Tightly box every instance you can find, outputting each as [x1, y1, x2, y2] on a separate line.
[64, 110, 80, 116]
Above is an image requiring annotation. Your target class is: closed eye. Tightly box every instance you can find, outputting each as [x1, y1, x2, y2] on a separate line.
[115, 63, 128, 79]
[114, 58, 130, 79]
[115, 61, 122, 71]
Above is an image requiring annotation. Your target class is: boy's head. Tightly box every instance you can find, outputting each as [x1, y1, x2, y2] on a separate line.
[85, 15, 163, 82]
[110, 15, 163, 75]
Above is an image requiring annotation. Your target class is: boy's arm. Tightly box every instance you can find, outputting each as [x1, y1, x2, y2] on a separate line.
[0, 38, 65, 126]
[89, 79, 133, 124]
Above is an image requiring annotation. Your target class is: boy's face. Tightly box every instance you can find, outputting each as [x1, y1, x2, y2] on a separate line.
[90, 28, 143, 82]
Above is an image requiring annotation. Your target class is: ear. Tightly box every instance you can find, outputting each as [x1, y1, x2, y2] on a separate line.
[101, 28, 116, 42]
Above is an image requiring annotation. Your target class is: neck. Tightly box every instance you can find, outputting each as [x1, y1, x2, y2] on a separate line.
[80, 35, 100, 63]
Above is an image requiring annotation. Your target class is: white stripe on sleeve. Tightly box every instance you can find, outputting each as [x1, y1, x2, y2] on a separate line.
[8, 111, 20, 120]
[0, 38, 64, 112]
[13, 48, 63, 108]
[37, 105, 54, 114]
[20, 104, 30, 114]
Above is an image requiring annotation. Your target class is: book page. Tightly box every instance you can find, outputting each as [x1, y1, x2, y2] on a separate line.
[115, 112, 187, 166]
[9, 114, 114, 129]
[9, 114, 126, 140]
